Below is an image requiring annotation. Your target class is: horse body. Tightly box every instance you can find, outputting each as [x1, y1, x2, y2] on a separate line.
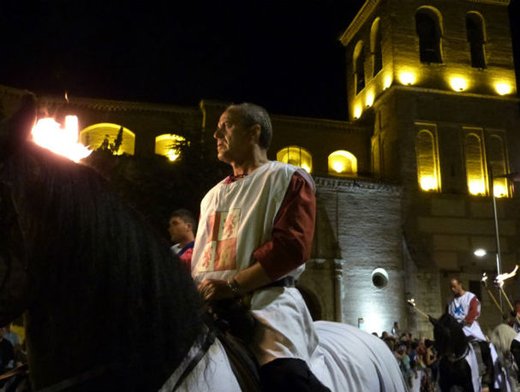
[0, 97, 407, 392]
[433, 313, 512, 392]
[489, 323, 520, 392]
[159, 321, 407, 392]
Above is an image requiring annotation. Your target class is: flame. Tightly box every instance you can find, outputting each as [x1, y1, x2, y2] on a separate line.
[407, 298, 416, 307]
[31, 115, 92, 162]
[495, 265, 519, 288]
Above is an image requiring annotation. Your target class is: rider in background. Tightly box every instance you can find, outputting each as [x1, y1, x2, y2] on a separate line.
[446, 278, 494, 385]
[508, 299, 520, 332]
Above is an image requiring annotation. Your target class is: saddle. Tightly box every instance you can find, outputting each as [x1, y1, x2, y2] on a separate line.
[210, 298, 262, 392]
[207, 277, 297, 392]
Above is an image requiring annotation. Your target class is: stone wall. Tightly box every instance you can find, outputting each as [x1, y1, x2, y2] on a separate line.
[301, 176, 407, 335]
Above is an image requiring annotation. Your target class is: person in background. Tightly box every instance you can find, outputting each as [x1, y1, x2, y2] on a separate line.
[168, 209, 196, 269]
[0, 327, 14, 375]
[508, 299, 520, 332]
[1, 324, 19, 348]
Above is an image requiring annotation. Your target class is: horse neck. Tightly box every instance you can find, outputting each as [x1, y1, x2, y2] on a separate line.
[15, 152, 205, 391]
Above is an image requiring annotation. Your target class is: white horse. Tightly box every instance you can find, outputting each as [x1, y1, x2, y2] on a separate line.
[162, 321, 408, 392]
[489, 323, 520, 392]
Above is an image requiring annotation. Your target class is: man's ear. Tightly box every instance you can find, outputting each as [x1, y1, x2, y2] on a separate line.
[250, 124, 261, 144]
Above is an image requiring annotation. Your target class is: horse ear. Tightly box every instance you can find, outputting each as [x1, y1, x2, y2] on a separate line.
[0, 92, 38, 160]
[428, 315, 438, 326]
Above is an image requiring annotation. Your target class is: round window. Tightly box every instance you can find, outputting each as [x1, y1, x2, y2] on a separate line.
[371, 268, 389, 289]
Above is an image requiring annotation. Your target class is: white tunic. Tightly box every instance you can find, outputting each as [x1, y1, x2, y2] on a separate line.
[447, 291, 487, 342]
[191, 161, 317, 365]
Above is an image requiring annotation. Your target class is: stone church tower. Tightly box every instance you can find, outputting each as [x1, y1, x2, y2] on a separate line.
[340, 0, 520, 336]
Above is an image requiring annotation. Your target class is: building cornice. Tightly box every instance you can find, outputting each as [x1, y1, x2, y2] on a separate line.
[0, 84, 200, 116]
[390, 85, 520, 102]
[340, 0, 380, 46]
[40, 95, 200, 116]
[272, 114, 370, 134]
[314, 176, 401, 194]
[467, 0, 510, 4]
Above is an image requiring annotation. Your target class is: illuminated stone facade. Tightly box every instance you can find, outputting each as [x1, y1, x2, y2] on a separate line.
[1, 0, 519, 338]
[341, 0, 520, 337]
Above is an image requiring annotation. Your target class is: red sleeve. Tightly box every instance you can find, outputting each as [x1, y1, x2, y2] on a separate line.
[253, 170, 316, 280]
[465, 296, 480, 324]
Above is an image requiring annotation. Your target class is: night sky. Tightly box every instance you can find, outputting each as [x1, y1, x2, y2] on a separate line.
[0, 1, 519, 121]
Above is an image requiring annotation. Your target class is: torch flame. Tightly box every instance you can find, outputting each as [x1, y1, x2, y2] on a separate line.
[407, 298, 416, 307]
[495, 265, 519, 288]
[31, 115, 92, 162]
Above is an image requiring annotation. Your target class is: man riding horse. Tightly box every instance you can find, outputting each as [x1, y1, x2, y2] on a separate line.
[192, 102, 329, 392]
[447, 278, 495, 386]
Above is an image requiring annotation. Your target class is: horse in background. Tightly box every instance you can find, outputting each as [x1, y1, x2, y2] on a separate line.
[431, 313, 510, 392]
[488, 323, 520, 391]
[0, 95, 407, 391]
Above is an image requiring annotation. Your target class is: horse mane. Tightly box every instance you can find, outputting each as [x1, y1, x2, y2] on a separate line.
[489, 323, 517, 358]
[434, 313, 469, 357]
[5, 142, 206, 390]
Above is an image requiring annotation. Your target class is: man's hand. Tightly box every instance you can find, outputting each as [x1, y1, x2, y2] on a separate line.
[198, 279, 234, 302]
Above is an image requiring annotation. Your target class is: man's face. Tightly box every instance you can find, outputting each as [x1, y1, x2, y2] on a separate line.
[214, 108, 254, 164]
[168, 217, 191, 243]
[450, 279, 463, 296]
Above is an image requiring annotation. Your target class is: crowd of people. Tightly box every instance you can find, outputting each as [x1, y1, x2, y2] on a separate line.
[0, 324, 27, 392]
[374, 326, 438, 392]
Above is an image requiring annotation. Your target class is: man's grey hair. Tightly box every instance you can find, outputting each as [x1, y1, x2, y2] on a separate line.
[227, 102, 272, 150]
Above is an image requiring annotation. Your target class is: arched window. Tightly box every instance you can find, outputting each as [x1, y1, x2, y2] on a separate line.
[415, 8, 443, 64]
[466, 12, 486, 69]
[155, 134, 187, 161]
[80, 123, 135, 155]
[276, 146, 312, 173]
[487, 134, 508, 197]
[328, 150, 357, 176]
[464, 132, 486, 196]
[416, 127, 440, 191]
[371, 18, 383, 76]
[354, 41, 366, 94]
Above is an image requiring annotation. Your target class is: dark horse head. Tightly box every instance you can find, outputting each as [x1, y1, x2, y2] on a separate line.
[431, 313, 469, 360]
[431, 313, 474, 392]
[0, 95, 206, 391]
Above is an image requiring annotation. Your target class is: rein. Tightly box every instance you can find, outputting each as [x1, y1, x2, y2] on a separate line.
[444, 345, 470, 363]
[169, 328, 216, 392]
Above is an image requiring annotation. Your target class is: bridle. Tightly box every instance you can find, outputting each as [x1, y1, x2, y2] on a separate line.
[444, 344, 470, 363]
